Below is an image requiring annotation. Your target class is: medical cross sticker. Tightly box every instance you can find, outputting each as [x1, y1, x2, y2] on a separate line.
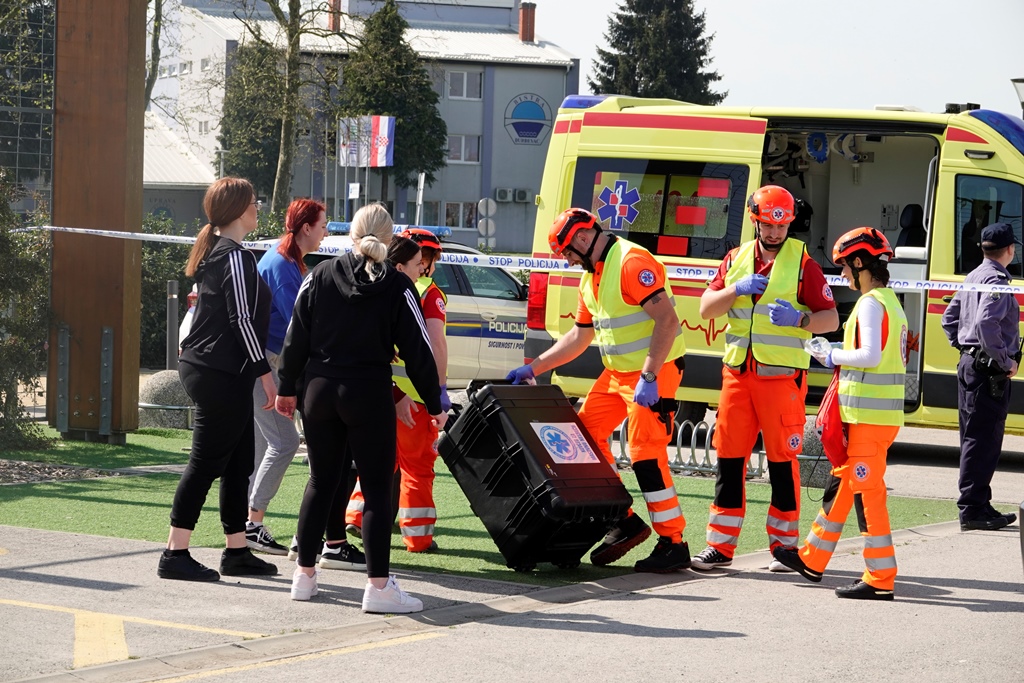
[597, 180, 641, 230]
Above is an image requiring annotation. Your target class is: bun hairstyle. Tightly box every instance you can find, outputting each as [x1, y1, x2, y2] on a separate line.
[350, 203, 394, 278]
[279, 198, 326, 275]
[186, 177, 255, 276]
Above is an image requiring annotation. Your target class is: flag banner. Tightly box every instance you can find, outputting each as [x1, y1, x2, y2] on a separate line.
[369, 115, 395, 167]
[338, 116, 372, 167]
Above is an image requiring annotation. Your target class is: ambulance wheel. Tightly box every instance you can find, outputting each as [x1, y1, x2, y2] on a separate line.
[511, 563, 536, 573]
[554, 560, 581, 570]
[673, 402, 709, 445]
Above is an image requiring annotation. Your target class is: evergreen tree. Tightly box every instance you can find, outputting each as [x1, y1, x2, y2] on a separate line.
[589, 0, 726, 105]
[341, 0, 447, 195]
[218, 40, 285, 198]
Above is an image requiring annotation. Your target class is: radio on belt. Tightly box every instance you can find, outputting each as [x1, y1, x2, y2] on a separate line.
[438, 380, 632, 572]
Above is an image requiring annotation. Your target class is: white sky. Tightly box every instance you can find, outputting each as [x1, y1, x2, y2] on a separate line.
[535, 0, 1024, 116]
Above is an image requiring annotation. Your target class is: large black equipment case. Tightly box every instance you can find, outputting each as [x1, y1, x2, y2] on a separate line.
[438, 381, 632, 572]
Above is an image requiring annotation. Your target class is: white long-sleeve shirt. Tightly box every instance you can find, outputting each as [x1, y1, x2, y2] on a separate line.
[831, 296, 883, 368]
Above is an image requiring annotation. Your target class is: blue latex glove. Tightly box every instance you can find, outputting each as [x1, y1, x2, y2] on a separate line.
[439, 384, 452, 413]
[506, 364, 535, 385]
[768, 298, 803, 327]
[823, 350, 837, 369]
[734, 273, 768, 297]
[633, 377, 660, 408]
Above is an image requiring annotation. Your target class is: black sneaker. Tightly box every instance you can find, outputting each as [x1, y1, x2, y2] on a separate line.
[220, 547, 279, 576]
[634, 537, 691, 573]
[985, 505, 1018, 525]
[245, 522, 288, 556]
[835, 580, 894, 601]
[691, 546, 733, 571]
[590, 515, 652, 566]
[317, 541, 367, 571]
[770, 546, 822, 583]
[960, 514, 1010, 531]
[158, 550, 220, 582]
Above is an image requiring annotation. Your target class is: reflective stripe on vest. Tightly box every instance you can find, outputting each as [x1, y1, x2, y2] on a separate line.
[838, 287, 907, 426]
[393, 278, 446, 402]
[722, 239, 812, 369]
[579, 238, 686, 372]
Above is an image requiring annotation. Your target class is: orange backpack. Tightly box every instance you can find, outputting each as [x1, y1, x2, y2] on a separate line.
[815, 368, 848, 467]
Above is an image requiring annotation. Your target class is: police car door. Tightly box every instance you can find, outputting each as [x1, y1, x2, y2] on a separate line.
[458, 263, 528, 378]
[432, 260, 481, 388]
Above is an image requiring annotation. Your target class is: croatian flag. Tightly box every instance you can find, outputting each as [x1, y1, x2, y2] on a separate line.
[369, 115, 395, 167]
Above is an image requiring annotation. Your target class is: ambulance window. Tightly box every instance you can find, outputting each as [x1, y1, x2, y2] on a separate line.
[954, 175, 1024, 275]
[572, 158, 748, 260]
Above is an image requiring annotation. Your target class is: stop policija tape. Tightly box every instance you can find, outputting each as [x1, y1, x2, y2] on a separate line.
[15, 225, 1024, 295]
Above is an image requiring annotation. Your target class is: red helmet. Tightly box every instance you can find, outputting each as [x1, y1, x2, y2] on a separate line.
[400, 227, 442, 252]
[748, 185, 795, 225]
[548, 208, 597, 255]
[832, 227, 894, 264]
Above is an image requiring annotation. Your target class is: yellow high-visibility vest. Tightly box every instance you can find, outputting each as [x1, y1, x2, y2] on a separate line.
[838, 287, 907, 426]
[579, 238, 685, 372]
[722, 239, 811, 369]
[393, 278, 446, 403]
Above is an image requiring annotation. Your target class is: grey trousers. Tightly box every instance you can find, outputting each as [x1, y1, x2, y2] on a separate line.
[249, 351, 302, 512]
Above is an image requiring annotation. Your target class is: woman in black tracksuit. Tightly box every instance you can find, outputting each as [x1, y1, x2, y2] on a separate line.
[275, 203, 445, 613]
[159, 177, 278, 582]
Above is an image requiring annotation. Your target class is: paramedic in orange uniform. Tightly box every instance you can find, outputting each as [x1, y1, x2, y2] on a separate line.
[506, 208, 691, 573]
[773, 228, 906, 600]
[691, 185, 839, 572]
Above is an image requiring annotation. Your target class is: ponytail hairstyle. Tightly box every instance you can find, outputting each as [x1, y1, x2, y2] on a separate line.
[849, 248, 891, 287]
[387, 235, 422, 270]
[186, 177, 255, 276]
[350, 202, 393, 279]
[279, 198, 326, 275]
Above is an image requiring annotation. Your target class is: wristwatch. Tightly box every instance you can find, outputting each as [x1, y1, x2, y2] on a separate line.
[640, 371, 657, 383]
[798, 312, 810, 329]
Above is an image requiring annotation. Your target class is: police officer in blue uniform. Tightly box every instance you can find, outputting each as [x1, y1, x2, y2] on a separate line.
[941, 222, 1021, 531]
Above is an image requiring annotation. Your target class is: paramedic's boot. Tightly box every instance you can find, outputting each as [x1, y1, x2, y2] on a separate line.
[590, 514, 651, 566]
[835, 580, 894, 601]
[770, 546, 822, 583]
[634, 537, 691, 573]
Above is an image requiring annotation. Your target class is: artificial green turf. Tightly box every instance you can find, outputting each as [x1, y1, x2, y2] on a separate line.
[0, 435, 964, 586]
[0, 426, 192, 469]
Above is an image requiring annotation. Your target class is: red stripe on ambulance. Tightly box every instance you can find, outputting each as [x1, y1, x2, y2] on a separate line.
[946, 127, 988, 144]
[582, 112, 767, 135]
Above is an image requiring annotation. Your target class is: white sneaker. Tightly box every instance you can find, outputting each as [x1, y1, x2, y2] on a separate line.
[291, 567, 319, 601]
[287, 536, 322, 563]
[361, 576, 423, 614]
[768, 556, 796, 573]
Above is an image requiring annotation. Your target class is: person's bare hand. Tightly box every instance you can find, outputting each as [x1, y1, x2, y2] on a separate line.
[431, 411, 448, 431]
[1009, 360, 1018, 378]
[259, 373, 277, 410]
[396, 394, 419, 428]
[275, 395, 296, 418]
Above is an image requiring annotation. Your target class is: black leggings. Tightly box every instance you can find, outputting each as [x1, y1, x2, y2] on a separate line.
[171, 361, 256, 535]
[297, 375, 396, 577]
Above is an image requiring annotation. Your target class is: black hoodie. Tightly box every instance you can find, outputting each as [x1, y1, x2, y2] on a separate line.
[277, 251, 442, 415]
[180, 235, 271, 377]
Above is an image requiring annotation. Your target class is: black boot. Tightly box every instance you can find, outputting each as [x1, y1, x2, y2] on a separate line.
[158, 550, 220, 582]
[771, 546, 822, 583]
[835, 580, 894, 601]
[634, 537, 691, 573]
[590, 514, 652, 566]
[220, 547, 279, 576]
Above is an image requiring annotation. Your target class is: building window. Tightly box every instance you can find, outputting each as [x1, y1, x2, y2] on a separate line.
[198, 120, 210, 134]
[158, 65, 167, 78]
[179, 61, 192, 75]
[447, 134, 480, 163]
[168, 63, 177, 76]
[407, 200, 440, 225]
[429, 66, 445, 98]
[445, 201, 477, 229]
[448, 70, 482, 100]
[200, 57, 211, 72]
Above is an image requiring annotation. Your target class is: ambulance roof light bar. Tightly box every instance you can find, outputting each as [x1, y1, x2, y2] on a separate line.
[561, 94, 609, 109]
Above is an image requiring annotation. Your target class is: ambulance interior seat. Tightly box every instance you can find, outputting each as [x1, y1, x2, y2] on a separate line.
[895, 204, 926, 248]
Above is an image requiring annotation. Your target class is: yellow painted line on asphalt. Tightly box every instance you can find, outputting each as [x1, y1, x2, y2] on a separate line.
[0, 547, 8, 555]
[73, 612, 129, 668]
[0, 598, 265, 637]
[156, 632, 446, 683]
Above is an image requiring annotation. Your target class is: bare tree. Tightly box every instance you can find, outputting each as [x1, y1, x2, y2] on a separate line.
[144, 0, 163, 109]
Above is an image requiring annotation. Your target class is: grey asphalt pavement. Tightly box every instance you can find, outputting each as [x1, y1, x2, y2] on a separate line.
[2, 426, 1022, 683]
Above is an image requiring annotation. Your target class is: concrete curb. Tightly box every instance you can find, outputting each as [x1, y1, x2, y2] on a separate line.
[17, 519, 968, 683]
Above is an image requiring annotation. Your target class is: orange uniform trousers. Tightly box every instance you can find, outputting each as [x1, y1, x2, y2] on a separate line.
[707, 364, 807, 557]
[345, 404, 439, 552]
[578, 361, 686, 543]
[798, 423, 899, 590]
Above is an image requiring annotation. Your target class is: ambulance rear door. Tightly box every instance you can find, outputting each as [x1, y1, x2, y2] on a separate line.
[562, 109, 767, 404]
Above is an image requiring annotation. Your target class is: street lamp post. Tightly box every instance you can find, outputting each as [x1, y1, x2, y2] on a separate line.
[1012, 78, 1024, 119]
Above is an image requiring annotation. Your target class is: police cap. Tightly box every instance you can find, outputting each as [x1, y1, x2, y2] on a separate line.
[980, 222, 1021, 250]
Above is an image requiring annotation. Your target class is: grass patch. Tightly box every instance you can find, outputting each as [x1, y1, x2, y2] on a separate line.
[0, 426, 192, 470]
[0, 449, 961, 586]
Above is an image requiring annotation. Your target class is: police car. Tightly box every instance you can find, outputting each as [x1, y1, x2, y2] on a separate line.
[287, 234, 528, 390]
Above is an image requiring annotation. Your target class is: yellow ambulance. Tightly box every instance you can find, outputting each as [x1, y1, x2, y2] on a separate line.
[525, 95, 1024, 432]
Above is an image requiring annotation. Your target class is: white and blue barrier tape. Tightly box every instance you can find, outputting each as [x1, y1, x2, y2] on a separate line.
[13, 225, 1024, 295]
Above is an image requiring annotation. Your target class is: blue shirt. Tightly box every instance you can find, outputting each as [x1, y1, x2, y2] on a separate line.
[941, 257, 1020, 372]
[257, 248, 303, 355]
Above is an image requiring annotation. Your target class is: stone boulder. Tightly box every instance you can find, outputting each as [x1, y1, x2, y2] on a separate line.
[138, 370, 194, 429]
